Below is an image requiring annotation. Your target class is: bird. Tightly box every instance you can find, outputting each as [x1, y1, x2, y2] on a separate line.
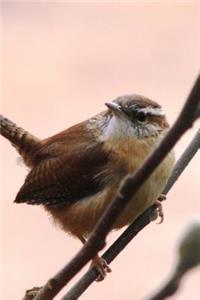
[0, 94, 175, 279]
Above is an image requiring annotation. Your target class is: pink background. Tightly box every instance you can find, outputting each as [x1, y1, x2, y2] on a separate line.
[1, 2, 200, 299]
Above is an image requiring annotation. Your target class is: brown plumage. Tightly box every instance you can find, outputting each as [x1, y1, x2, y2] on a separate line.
[1, 95, 175, 240]
[0, 114, 40, 167]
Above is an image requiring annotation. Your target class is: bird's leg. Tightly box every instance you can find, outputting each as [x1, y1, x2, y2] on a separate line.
[78, 235, 111, 281]
[155, 194, 166, 224]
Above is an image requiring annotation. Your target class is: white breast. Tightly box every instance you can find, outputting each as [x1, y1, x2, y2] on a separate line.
[101, 115, 162, 141]
[102, 115, 137, 140]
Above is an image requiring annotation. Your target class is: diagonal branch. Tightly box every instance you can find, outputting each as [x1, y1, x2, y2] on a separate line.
[62, 127, 200, 300]
[33, 74, 200, 300]
[148, 218, 200, 300]
[162, 127, 200, 194]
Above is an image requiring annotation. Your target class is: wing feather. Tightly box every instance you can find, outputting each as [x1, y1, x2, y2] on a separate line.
[15, 125, 110, 207]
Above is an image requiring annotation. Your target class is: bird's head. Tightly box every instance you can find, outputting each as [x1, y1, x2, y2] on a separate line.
[100, 94, 169, 141]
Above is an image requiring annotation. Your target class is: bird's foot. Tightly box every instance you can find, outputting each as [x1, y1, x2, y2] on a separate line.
[78, 235, 111, 281]
[91, 255, 111, 281]
[23, 287, 42, 300]
[158, 194, 167, 202]
[155, 194, 166, 224]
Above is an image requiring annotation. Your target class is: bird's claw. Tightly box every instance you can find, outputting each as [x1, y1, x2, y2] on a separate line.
[91, 256, 112, 282]
[155, 197, 165, 224]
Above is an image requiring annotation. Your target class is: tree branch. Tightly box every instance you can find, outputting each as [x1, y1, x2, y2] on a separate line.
[162, 127, 200, 194]
[61, 126, 200, 300]
[148, 219, 200, 300]
[27, 74, 200, 300]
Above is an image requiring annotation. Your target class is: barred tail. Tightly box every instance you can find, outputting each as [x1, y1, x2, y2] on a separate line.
[0, 114, 40, 157]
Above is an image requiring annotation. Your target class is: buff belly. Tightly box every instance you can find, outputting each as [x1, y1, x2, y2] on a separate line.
[47, 151, 174, 238]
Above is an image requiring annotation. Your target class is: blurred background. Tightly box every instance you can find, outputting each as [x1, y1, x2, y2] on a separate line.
[1, 1, 200, 299]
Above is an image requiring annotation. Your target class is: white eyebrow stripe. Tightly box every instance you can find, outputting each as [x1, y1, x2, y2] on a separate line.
[139, 107, 165, 116]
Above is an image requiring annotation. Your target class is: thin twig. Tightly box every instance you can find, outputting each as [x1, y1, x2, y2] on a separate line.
[148, 219, 200, 300]
[148, 270, 182, 300]
[62, 127, 200, 300]
[32, 74, 200, 300]
[163, 127, 200, 194]
[62, 208, 156, 300]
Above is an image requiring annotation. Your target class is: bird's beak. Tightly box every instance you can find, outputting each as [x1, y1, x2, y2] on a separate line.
[105, 102, 122, 113]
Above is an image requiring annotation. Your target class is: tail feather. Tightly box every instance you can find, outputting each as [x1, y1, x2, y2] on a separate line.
[0, 114, 40, 159]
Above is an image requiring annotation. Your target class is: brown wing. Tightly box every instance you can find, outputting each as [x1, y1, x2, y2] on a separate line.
[15, 122, 110, 207]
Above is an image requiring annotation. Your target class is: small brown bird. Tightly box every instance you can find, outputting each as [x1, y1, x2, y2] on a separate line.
[0, 95, 175, 278]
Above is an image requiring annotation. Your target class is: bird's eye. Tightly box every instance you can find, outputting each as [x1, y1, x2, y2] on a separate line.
[136, 111, 146, 123]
